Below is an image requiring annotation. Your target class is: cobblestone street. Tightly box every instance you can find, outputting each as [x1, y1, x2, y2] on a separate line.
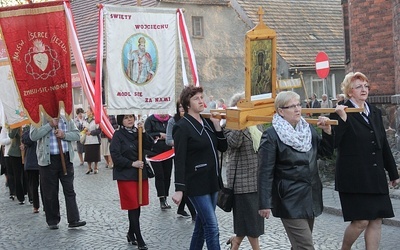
[0, 153, 399, 249]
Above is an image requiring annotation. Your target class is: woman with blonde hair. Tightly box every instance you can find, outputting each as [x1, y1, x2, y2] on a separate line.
[332, 72, 399, 249]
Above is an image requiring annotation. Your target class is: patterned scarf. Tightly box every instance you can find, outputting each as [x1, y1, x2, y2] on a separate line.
[272, 113, 312, 152]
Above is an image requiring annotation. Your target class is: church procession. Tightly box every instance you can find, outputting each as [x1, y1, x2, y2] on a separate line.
[0, 0, 399, 250]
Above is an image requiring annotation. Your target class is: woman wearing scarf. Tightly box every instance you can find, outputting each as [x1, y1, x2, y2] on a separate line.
[144, 113, 173, 209]
[111, 114, 153, 249]
[224, 92, 264, 250]
[258, 91, 334, 250]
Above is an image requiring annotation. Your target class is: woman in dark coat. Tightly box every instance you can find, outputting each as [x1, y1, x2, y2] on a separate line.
[332, 72, 399, 250]
[172, 85, 227, 250]
[258, 91, 334, 250]
[110, 114, 152, 250]
[144, 113, 173, 209]
[21, 125, 42, 213]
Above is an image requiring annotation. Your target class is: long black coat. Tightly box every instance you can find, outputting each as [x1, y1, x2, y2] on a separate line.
[331, 101, 399, 194]
[173, 113, 228, 196]
[111, 127, 152, 181]
[258, 125, 333, 219]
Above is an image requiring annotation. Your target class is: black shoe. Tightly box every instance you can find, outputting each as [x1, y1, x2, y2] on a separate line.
[48, 224, 59, 230]
[138, 244, 148, 250]
[9, 195, 15, 201]
[68, 220, 86, 228]
[160, 197, 171, 210]
[177, 210, 190, 217]
[126, 234, 138, 245]
[86, 169, 93, 174]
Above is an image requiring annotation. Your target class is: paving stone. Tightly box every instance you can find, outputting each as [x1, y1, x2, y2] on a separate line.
[0, 151, 399, 249]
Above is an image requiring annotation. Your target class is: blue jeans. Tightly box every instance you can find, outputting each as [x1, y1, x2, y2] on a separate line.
[188, 192, 220, 250]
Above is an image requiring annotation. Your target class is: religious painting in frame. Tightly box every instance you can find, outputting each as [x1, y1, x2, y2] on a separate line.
[241, 10, 277, 107]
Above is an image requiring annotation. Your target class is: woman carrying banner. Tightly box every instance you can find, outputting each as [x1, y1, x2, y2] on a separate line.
[172, 85, 227, 250]
[110, 114, 153, 250]
[83, 107, 101, 174]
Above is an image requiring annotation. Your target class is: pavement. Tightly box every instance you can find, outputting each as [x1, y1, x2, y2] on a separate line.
[0, 151, 399, 249]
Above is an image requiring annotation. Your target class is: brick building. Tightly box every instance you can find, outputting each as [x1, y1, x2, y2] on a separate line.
[342, 0, 400, 136]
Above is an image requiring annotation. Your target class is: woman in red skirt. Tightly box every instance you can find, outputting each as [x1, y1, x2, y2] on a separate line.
[110, 114, 153, 250]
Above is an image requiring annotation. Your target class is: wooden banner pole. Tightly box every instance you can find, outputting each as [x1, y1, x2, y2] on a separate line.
[138, 126, 143, 205]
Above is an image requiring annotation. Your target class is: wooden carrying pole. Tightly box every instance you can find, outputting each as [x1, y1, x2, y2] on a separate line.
[202, 107, 364, 127]
[138, 126, 143, 204]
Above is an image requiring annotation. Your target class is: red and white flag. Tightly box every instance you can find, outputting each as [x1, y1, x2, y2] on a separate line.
[0, 1, 73, 126]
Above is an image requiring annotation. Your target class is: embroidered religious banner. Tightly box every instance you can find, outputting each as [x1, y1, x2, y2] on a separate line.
[0, 1, 72, 125]
[0, 33, 29, 128]
[102, 5, 177, 115]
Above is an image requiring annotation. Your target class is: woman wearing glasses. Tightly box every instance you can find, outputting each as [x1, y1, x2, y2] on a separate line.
[332, 72, 399, 250]
[258, 90, 334, 249]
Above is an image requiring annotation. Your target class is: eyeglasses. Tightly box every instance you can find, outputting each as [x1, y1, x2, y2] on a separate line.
[352, 84, 370, 90]
[280, 103, 301, 110]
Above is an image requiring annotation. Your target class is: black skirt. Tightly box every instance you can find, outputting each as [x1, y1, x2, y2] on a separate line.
[84, 144, 101, 162]
[339, 192, 394, 221]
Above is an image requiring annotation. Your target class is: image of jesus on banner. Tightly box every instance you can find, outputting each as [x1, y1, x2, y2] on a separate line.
[124, 35, 157, 85]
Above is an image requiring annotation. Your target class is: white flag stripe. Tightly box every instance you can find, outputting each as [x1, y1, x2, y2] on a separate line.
[316, 61, 329, 70]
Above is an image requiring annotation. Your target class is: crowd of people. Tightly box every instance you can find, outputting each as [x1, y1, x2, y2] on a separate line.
[0, 71, 399, 250]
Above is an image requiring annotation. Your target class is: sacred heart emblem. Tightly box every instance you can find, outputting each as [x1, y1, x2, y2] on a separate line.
[33, 52, 49, 71]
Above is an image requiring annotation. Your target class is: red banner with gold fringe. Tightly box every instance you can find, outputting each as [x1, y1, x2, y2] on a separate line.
[0, 1, 72, 125]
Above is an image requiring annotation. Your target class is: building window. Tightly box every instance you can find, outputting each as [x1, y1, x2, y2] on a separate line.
[192, 16, 203, 38]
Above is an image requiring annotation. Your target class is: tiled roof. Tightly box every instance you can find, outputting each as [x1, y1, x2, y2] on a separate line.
[70, 0, 157, 62]
[232, 0, 344, 67]
[159, 0, 230, 5]
[70, 0, 344, 68]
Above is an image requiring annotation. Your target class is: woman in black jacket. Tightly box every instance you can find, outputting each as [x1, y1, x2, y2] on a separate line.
[110, 114, 152, 250]
[172, 86, 227, 250]
[21, 125, 42, 213]
[258, 91, 333, 250]
[332, 72, 399, 250]
[144, 113, 173, 209]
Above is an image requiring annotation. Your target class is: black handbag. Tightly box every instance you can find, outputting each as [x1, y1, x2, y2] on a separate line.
[217, 186, 234, 212]
[217, 153, 237, 212]
[145, 162, 155, 178]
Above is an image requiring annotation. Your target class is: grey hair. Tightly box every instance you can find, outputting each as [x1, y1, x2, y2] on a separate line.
[229, 92, 245, 107]
[274, 91, 300, 110]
